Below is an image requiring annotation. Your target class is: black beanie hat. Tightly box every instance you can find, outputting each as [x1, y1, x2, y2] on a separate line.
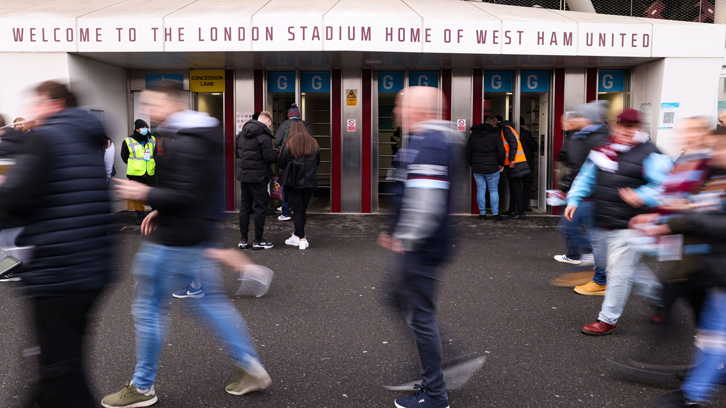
[134, 119, 148, 129]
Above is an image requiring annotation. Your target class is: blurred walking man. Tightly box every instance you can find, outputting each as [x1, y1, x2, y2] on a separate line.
[0, 81, 112, 408]
[102, 83, 270, 407]
[379, 86, 458, 408]
[565, 109, 672, 335]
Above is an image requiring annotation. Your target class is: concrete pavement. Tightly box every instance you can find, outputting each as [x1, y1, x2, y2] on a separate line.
[1, 214, 722, 407]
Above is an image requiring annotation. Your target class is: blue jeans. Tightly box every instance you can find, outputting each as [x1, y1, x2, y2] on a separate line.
[131, 242, 262, 389]
[281, 189, 291, 217]
[682, 290, 726, 403]
[558, 200, 594, 260]
[591, 228, 662, 325]
[473, 171, 500, 215]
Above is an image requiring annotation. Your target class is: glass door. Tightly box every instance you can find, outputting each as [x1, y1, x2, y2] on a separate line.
[376, 71, 404, 212]
[519, 70, 551, 212]
[597, 70, 629, 122]
[300, 71, 331, 211]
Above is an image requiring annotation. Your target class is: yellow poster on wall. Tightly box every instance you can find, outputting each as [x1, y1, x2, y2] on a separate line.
[190, 70, 225, 92]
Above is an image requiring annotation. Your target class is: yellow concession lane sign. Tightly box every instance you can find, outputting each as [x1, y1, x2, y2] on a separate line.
[190, 70, 225, 92]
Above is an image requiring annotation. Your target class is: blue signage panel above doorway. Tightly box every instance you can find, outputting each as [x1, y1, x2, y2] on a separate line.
[145, 74, 183, 90]
[598, 70, 625, 92]
[301, 72, 330, 93]
[409, 71, 439, 88]
[378, 71, 404, 93]
[521, 71, 550, 93]
[268, 71, 295, 93]
[484, 71, 513, 93]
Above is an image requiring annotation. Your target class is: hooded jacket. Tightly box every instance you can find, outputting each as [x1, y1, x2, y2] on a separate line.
[466, 123, 505, 174]
[273, 118, 314, 148]
[236, 120, 275, 183]
[0, 108, 112, 297]
[277, 144, 320, 190]
[0, 128, 27, 158]
[558, 123, 609, 192]
[147, 110, 223, 247]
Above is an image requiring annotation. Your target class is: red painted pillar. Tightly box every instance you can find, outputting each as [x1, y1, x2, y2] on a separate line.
[586, 68, 597, 103]
[362, 69, 372, 213]
[553, 68, 566, 215]
[254, 69, 264, 113]
[471, 69, 483, 215]
[331, 69, 342, 213]
[441, 69, 452, 121]
[224, 70, 235, 211]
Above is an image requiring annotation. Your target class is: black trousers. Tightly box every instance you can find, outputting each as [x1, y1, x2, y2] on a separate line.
[32, 290, 102, 408]
[508, 176, 526, 214]
[385, 254, 447, 400]
[521, 173, 534, 211]
[239, 181, 269, 242]
[286, 188, 314, 239]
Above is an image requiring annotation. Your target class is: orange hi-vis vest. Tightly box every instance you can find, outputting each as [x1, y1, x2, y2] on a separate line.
[501, 125, 527, 166]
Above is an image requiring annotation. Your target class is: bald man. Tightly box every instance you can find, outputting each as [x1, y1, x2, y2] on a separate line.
[378, 86, 466, 408]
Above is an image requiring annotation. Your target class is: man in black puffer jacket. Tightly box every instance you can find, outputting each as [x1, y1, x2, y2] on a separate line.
[0, 81, 111, 408]
[236, 111, 276, 250]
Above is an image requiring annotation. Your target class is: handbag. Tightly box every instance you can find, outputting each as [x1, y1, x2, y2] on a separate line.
[270, 177, 283, 201]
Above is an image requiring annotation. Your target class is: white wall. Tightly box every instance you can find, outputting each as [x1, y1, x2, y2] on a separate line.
[68, 54, 129, 210]
[632, 57, 722, 158]
[0, 53, 71, 123]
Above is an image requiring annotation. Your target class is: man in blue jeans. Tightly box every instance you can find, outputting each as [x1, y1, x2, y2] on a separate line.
[101, 83, 270, 407]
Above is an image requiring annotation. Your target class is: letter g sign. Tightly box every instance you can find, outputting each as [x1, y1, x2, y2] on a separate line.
[602, 74, 613, 90]
[278, 76, 288, 91]
[312, 75, 322, 90]
[527, 75, 537, 90]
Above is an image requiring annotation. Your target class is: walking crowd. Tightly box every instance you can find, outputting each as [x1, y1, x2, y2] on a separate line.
[2, 79, 726, 408]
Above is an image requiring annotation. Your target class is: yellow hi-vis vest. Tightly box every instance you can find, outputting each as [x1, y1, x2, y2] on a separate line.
[501, 126, 527, 166]
[125, 136, 156, 176]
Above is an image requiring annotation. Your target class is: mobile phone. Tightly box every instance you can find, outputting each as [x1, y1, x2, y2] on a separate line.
[0, 251, 22, 275]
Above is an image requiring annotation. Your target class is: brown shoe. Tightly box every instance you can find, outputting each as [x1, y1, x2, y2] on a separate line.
[581, 320, 618, 335]
[574, 281, 607, 296]
[550, 271, 595, 287]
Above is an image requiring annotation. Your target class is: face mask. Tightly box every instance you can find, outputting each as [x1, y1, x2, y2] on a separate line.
[139, 128, 149, 136]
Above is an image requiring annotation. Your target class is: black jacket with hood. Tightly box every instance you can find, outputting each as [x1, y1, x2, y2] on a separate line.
[273, 118, 314, 148]
[277, 145, 320, 191]
[0, 108, 112, 297]
[466, 123, 505, 174]
[147, 110, 223, 247]
[0, 128, 27, 158]
[236, 120, 275, 183]
[558, 123, 609, 192]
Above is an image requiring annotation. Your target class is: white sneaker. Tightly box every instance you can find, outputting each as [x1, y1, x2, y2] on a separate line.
[554, 254, 581, 265]
[285, 234, 301, 246]
[579, 253, 595, 266]
[277, 206, 282, 211]
[278, 215, 291, 221]
[299, 239, 309, 250]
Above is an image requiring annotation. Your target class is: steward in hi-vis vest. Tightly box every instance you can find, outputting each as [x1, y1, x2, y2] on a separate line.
[499, 119, 531, 218]
[121, 119, 157, 182]
[500, 124, 527, 166]
[121, 119, 157, 224]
